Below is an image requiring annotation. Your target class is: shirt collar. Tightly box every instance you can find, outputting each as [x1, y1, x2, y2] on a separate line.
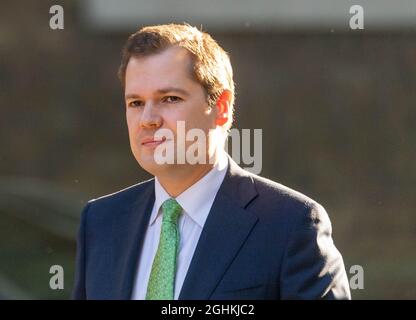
[150, 151, 229, 227]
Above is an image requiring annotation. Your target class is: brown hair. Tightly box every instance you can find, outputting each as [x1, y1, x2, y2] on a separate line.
[118, 23, 235, 130]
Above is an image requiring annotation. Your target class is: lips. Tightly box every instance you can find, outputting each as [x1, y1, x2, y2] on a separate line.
[141, 136, 167, 147]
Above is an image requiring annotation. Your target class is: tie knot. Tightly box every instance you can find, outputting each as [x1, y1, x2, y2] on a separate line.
[161, 198, 182, 223]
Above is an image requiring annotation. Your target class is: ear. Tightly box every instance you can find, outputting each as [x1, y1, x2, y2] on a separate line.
[215, 89, 232, 127]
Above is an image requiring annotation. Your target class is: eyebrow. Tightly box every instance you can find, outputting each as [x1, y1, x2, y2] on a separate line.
[125, 87, 190, 100]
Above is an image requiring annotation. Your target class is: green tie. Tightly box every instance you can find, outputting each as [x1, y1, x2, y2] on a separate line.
[145, 198, 183, 300]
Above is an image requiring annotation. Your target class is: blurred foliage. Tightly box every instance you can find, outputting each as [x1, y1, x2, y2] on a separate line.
[0, 0, 415, 299]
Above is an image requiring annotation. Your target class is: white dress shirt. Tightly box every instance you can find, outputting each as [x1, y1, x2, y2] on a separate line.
[131, 153, 228, 300]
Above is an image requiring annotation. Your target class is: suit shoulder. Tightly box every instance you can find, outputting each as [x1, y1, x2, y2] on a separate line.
[86, 177, 154, 208]
[251, 173, 319, 207]
[247, 173, 330, 230]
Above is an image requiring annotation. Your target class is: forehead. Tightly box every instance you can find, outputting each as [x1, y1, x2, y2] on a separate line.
[125, 46, 198, 93]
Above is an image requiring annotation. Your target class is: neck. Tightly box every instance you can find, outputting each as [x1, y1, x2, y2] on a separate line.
[156, 146, 227, 197]
[157, 162, 216, 197]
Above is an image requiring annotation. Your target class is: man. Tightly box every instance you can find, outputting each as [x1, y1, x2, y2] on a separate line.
[72, 23, 351, 300]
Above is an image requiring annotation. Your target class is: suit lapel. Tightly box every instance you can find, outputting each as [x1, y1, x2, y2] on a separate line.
[111, 180, 155, 299]
[179, 157, 259, 299]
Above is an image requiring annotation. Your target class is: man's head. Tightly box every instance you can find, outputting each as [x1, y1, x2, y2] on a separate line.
[119, 23, 235, 124]
[119, 23, 235, 177]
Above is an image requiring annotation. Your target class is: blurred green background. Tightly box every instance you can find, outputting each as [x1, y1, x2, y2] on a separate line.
[1, 0, 415, 299]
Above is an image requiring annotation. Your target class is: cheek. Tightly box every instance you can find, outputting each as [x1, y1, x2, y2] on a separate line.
[181, 101, 212, 127]
[188, 109, 215, 131]
[160, 108, 183, 130]
[126, 110, 141, 133]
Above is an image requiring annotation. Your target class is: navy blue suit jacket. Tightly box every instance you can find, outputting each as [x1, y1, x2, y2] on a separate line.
[72, 156, 351, 299]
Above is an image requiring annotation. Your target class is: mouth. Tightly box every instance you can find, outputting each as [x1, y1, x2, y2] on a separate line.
[141, 136, 167, 147]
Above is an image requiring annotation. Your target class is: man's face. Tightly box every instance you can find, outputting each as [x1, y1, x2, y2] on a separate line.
[124, 46, 219, 176]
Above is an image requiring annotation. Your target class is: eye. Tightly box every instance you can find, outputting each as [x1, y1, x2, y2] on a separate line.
[163, 96, 182, 103]
[127, 100, 144, 108]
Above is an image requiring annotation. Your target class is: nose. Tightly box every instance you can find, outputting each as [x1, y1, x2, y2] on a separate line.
[139, 101, 162, 129]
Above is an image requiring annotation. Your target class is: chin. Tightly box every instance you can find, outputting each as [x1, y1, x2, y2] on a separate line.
[136, 154, 169, 176]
